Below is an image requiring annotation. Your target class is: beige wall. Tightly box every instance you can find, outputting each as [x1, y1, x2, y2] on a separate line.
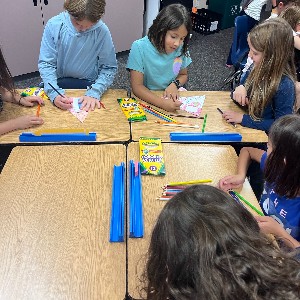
[1, 0, 144, 77]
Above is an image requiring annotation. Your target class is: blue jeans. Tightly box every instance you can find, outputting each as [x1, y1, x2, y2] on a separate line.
[40, 78, 94, 89]
[57, 77, 94, 89]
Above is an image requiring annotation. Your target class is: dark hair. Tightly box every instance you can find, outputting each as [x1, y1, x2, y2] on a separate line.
[276, 0, 300, 6]
[265, 114, 300, 198]
[64, 0, 105, 23]
[0, 47, 14, 93]
[148, 4, 192, 55]
[142, 185, 300, 300]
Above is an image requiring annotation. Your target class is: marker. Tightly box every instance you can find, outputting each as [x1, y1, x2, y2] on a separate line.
[233, 191, 264, 216]
[155, 121, 200, 129]
[201, 113, 207, 133]
[217, 107, 237, 128]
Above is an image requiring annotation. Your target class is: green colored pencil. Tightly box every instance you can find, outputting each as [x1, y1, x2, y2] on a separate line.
[233, 191, 264, 216]
[201, 113, 207, 133]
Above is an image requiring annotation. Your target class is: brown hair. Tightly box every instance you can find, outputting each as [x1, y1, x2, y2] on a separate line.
[64, 0, 105, 23]
[245, 18, 296, 120]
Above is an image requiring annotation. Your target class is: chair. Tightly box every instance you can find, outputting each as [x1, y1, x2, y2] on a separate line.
[230, 15, 255, 67]
[222, 15, 256, 89]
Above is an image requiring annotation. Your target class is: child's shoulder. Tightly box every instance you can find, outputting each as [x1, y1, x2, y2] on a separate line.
[46, 11, 67, 27]
[132, 36, 150, 47]
[278, 74, 295, 90]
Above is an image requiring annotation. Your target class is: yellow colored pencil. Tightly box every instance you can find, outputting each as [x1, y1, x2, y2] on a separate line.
[167, 179, 212, 186]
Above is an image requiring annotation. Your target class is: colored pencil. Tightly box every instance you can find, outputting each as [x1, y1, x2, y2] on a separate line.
[36, 104, 41, 117]
[169, 113, 204, 119]
[233, 191, 264, 216]
[167, 179, 212, 186]
[157, 196, 173, 201]
[139, 102, 177, 122]
[201, 113, 207, 133]
[155, 121, 200, 129]
[48, 82, 66, 98]
[217, 107, 236, 128]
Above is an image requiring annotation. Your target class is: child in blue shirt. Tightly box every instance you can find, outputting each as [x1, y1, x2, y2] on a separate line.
[219, 114, 300, 249]
[38, 0, 117, 111]
[127, 4, 192, 112]
[222, 18, 296, 132]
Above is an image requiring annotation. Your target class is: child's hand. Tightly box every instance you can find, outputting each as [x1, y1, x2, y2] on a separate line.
[54, 95, 73, 110]
[255, 216, 300, 248]
[79, 96, 101, 111]
[233, 85, 248, 106]
[164, 84, 179, 101]
[19, 96, 44, 107]
[218, 174, 245, 191]
[222, 110, 243, 124]
[14, 115, 44, 130]
[255, 216, 284, 236]
[160, 97, 181, 112]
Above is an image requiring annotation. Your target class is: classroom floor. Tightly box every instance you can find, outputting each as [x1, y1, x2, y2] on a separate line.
[14, 27, 235, 91]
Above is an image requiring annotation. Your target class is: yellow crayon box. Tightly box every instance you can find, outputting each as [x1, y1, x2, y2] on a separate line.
[139, 137, 166, 175]
[21, 87, 49, 100]
[117, 97, 147, 122]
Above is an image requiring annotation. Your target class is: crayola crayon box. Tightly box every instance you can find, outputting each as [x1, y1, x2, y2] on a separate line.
[117, 97, 147, 122]
[21, 87, 49, 100]
[139, 137, 166, 175]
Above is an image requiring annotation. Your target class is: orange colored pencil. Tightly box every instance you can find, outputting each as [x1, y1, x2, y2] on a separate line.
[36, 104, 41, 117]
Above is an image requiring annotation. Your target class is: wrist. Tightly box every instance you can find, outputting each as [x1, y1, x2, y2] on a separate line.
[171, 79, 181, 89]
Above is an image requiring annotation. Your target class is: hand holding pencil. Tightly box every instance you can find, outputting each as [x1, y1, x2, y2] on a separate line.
[48, 82, 73, 110]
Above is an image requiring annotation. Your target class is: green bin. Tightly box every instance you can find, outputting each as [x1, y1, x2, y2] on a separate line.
[208, 0, 240, 29]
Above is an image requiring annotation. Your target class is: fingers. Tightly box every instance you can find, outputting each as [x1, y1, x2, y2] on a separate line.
[30, 117, 44, 125]
[54, 97, 72, 110]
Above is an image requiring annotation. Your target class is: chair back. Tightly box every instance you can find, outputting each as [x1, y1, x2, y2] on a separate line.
[230, 15, 252, 68]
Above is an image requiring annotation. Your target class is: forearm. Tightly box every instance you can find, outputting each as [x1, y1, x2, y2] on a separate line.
[0, 119, 19, 135]
[241, 114, 273, 131]
[176, 74, 188, 86]
[85, 65, 117, 100]
[132, 83, 166, 108]
[277, 229, 300, 249]
[237, 147, 252, 177]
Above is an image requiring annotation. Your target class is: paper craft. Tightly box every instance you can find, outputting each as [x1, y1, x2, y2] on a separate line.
[69, 97, 88, 123]
[179, 95, 205, 117]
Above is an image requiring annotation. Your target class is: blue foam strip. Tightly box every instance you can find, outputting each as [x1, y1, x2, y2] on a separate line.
[110, 163, 125, 242]
[129, 160, 144, 238]
[19, 132, 97, 142]
[169, 132, 242, 142]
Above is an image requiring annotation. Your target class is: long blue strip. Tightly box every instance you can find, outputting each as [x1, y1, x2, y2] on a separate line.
[110, 163, 125, 242]
[19, 132, 97, 142]
[129, 160, 144, 238]
[170, 132, 242, 142]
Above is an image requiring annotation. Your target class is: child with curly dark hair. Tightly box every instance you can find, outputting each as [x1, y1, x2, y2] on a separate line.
[141, 184, 300, 300]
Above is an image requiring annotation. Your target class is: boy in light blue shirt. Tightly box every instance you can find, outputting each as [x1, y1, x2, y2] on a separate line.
[38, 0, 117, 111]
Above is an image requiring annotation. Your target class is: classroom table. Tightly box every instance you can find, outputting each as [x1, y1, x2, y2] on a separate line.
[126, 142, 263, 298]
[0, 89, 130, 144]
[131, 91, 268, 143]
[0, 145, 126, 299]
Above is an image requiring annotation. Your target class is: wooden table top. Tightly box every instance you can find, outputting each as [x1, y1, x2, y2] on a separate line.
[0, 145, 126, 299]
[126, 142, 262, 298]
[0, 89, 130, 144]
[131, 91, 268, 143]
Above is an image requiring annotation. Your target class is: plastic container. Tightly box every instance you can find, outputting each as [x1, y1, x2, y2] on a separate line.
[208, 0, 241, 29]
[191, 8, 222, 35]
